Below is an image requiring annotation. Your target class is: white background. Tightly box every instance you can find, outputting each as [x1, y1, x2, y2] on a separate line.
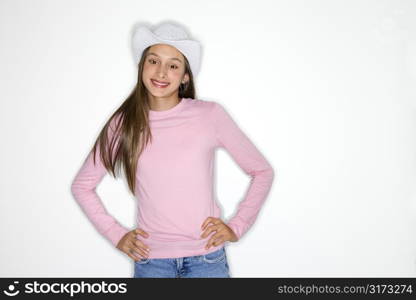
[1, 0, 415, 277]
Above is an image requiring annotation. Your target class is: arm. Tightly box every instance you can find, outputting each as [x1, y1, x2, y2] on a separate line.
[211, 102, 275, 241]
[70, 116, 130, 247]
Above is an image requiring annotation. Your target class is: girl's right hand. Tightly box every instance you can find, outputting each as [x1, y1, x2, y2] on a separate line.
[116, 228, 150, 262]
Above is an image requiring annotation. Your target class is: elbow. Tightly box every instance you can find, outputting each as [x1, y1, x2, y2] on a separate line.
[70, 179, 87, 200]
[265, 166, 275, 183]
[70, 181, 80, 199]
[269, 166, 275, 180]
[265, 163, 276, 184]
[70, 177, 98, 203]
[248, 164, 275, 181]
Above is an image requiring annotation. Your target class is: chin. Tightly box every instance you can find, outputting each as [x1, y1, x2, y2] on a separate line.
[148, 89, 172, 96]
[147, 89, 175, 98]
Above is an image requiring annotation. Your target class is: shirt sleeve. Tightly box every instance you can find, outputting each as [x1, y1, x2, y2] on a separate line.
[70, 116, 130, 247]
[211, 102, 275, 241]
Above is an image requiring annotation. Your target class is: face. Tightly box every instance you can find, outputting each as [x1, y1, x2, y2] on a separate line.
[142, 43, 189, 99]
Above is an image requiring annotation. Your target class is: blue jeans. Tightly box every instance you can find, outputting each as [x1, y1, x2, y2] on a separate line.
[133, 246, 231, 278]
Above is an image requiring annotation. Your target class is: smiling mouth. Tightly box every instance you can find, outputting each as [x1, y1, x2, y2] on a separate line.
[151, 79, 170, 88]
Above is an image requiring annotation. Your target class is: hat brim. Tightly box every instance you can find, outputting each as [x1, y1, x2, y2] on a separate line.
[132, 26, 201, 76]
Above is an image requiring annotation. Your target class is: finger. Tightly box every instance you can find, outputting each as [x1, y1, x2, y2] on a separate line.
[201, 222, 226, 238]
[201, 217, 214, 231]
[130, 244, 149, 258]
[131, 248, 148, 260]
[121, 244, 142, 261]
[134, 228, 150, 238]
[134, 239, 150, 252]
[205, 236, 215, 249]
[126, 251, 142, 262]
[129, 239, 149, 255]
[126, 242, 148, 260]
[200, 223, 221, 238]
[201, 217, 223, 231]
[205, 232, 224, 249]
[130, 241, 149, 257]
[212, 236, 225, 247]
[134, 228, 149, 239]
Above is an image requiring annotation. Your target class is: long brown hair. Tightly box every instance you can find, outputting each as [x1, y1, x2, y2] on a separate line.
[90, 45, 196, 195]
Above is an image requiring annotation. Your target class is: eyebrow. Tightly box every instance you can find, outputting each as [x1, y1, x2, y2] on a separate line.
[146, 52, 183, 63]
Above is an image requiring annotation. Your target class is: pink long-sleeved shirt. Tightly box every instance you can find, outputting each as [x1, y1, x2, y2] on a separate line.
[71, 97, 275, 259]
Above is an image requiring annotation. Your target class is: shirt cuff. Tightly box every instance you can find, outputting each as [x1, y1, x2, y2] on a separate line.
[105, 224, 130, 247]
[226, 221, 242, 242]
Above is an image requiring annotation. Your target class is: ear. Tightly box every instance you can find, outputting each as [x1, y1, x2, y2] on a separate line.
[182, 73, 190, 84]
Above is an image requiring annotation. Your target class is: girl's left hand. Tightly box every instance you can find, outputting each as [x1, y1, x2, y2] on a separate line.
[200, 217, 238, 249]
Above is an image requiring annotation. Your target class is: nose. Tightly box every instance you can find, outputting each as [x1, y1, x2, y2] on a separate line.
[156, 64, 168, 78]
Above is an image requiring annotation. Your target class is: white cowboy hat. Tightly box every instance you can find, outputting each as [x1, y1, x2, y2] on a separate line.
[132, 22, 202, 77]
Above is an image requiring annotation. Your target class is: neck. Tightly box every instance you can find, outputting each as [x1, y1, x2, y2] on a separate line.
[148, 94, 181, 112]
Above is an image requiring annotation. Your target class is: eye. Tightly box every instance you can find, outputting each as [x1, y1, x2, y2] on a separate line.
[148, 58, 157, 64]
[171, 64, 178, 69]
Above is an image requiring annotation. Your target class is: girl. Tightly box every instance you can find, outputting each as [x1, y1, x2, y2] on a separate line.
[71, 22, 275, 278]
